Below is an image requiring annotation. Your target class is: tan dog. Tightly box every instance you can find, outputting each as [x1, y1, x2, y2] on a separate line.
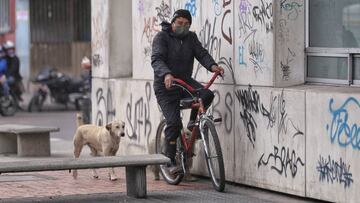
[72, 114, 125, 181]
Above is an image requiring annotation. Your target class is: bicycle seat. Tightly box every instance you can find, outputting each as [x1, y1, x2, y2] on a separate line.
[180, 97, 194, 109]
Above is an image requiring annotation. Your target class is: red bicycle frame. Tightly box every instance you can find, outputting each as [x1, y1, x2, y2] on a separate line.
[172, 71, 221, 154]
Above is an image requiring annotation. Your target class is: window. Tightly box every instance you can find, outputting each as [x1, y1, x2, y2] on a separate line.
[307, 0, 360, 85]
[0, 0, 10, 34]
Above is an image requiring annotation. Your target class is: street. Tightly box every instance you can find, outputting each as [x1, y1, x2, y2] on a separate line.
[0, 110, 77, 141]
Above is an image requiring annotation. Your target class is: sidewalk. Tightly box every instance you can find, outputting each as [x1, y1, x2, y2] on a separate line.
[0, 107, 326, 202]
[0, 147, 325, 203]
[0, 166, 323, 203]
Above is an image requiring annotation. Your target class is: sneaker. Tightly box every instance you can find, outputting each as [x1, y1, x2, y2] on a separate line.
[162, 162, 182, 175]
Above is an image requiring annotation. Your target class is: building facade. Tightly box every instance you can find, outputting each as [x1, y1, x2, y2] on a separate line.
[91, 1, 360, 202]
[29, 0, 91, 78]
[0, 0, 16, 44]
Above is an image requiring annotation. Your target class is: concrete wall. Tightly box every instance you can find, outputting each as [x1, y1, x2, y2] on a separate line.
[91, 0, 360, 202]
[306, 88, 360, 203]
[234, 86, 306, 196]
[274, 0, 305, 86]
[92, 0, 132, 78]
[91, 0, 110, 78]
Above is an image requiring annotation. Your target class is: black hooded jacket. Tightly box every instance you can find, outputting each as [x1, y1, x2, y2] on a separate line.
[151, 22, 217, 91]
[6, 55, 22, 81]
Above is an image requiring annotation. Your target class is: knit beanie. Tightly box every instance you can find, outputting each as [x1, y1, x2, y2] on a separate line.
[171, 9, 192, 25]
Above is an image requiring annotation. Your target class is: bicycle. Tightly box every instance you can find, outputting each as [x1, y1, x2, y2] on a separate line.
[155, 71, 225, 192]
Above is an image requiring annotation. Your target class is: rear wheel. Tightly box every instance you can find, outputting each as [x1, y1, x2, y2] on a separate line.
[155, 119, 184, 185]
[201, 119, 225, 192]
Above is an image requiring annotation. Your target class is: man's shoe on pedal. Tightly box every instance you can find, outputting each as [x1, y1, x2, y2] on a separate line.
[162, 161, 182, 175]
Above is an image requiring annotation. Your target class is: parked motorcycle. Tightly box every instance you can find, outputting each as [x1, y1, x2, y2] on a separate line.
[0, 83, 17, 116]
[28, 67, 89, 112]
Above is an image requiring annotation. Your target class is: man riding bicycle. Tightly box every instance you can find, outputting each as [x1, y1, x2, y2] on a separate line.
[151, 9, 224, 174]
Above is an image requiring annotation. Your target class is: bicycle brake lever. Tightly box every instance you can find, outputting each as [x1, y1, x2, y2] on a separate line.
[219, 74, 224, 80]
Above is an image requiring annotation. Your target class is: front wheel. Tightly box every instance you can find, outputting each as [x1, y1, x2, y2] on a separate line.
[28, 91, 46, 112]
[155, 119, 184, 185]
[0, 95, 17, 116]
[201, 119, 225, 192]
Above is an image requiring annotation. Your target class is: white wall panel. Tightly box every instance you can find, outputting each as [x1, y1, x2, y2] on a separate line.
[274, 0, 305, 87]
[306, 91, 360, 203]
[234, 86, 306, 196]
[234, 0, 274, 86]
[92, 0, 110, 78]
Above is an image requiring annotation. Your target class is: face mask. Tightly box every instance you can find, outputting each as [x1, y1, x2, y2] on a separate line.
[174, 25, 190, 38]
[6, 49, 15, 57]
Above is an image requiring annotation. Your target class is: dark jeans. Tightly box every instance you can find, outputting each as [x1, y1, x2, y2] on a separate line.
[154, 78, 214, 160]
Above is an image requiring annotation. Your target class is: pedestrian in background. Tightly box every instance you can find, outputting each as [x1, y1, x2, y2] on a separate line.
[3, 40, 24, 101]
[0, 46, 10, 99]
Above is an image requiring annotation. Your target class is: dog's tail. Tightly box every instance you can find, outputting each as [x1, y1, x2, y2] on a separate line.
[76, 112, 84, 127]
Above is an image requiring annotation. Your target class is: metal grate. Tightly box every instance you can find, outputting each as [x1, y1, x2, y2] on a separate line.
[30, 0, 91, 43]
[0, 0, 10, 34]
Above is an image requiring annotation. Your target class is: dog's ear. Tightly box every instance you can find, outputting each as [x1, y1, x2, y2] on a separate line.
[106, 123, 112, 131]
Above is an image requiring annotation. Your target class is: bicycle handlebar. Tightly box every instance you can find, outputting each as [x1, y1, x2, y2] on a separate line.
[172, 71, 221, 94]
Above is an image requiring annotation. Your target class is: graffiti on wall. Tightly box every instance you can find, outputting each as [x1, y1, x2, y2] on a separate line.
[236, 0, 273, 76]
[92, 2, 108, 51]
[280, 0, 303, 21]
[92, 2, 108, 69]
[235, 86, 303, 147]
[252, 0, 273, 32]
[210, 89, 233, 134]
[138, 0, 145, 16]
[238, 0, 255, 42]
[277, 19, 289, 45]
[277, 0, 303, 81]
[258, 145, 304, 178]
[326, 97, 360, 151]
[141, 0, 171, 60]
[212, 0, 222, 16]
[277, 90, 303, 140]
[317, 155, 353, 188]
[280, 48, 295, 81]
[185, 0, 197, 17]
[95, 87, 116, 126]
[235, 85, 266, 147]
[126, 82, 153, 146]
[194, 1, 235, 84]
[92, 54, 103, 67]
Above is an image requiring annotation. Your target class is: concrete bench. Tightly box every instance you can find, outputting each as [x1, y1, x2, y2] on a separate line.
[0, 154, 170, 198]
[0, 124, 60, 157]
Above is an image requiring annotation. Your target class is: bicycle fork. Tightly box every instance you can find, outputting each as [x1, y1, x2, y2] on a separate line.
[199, 116, 222, 159]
